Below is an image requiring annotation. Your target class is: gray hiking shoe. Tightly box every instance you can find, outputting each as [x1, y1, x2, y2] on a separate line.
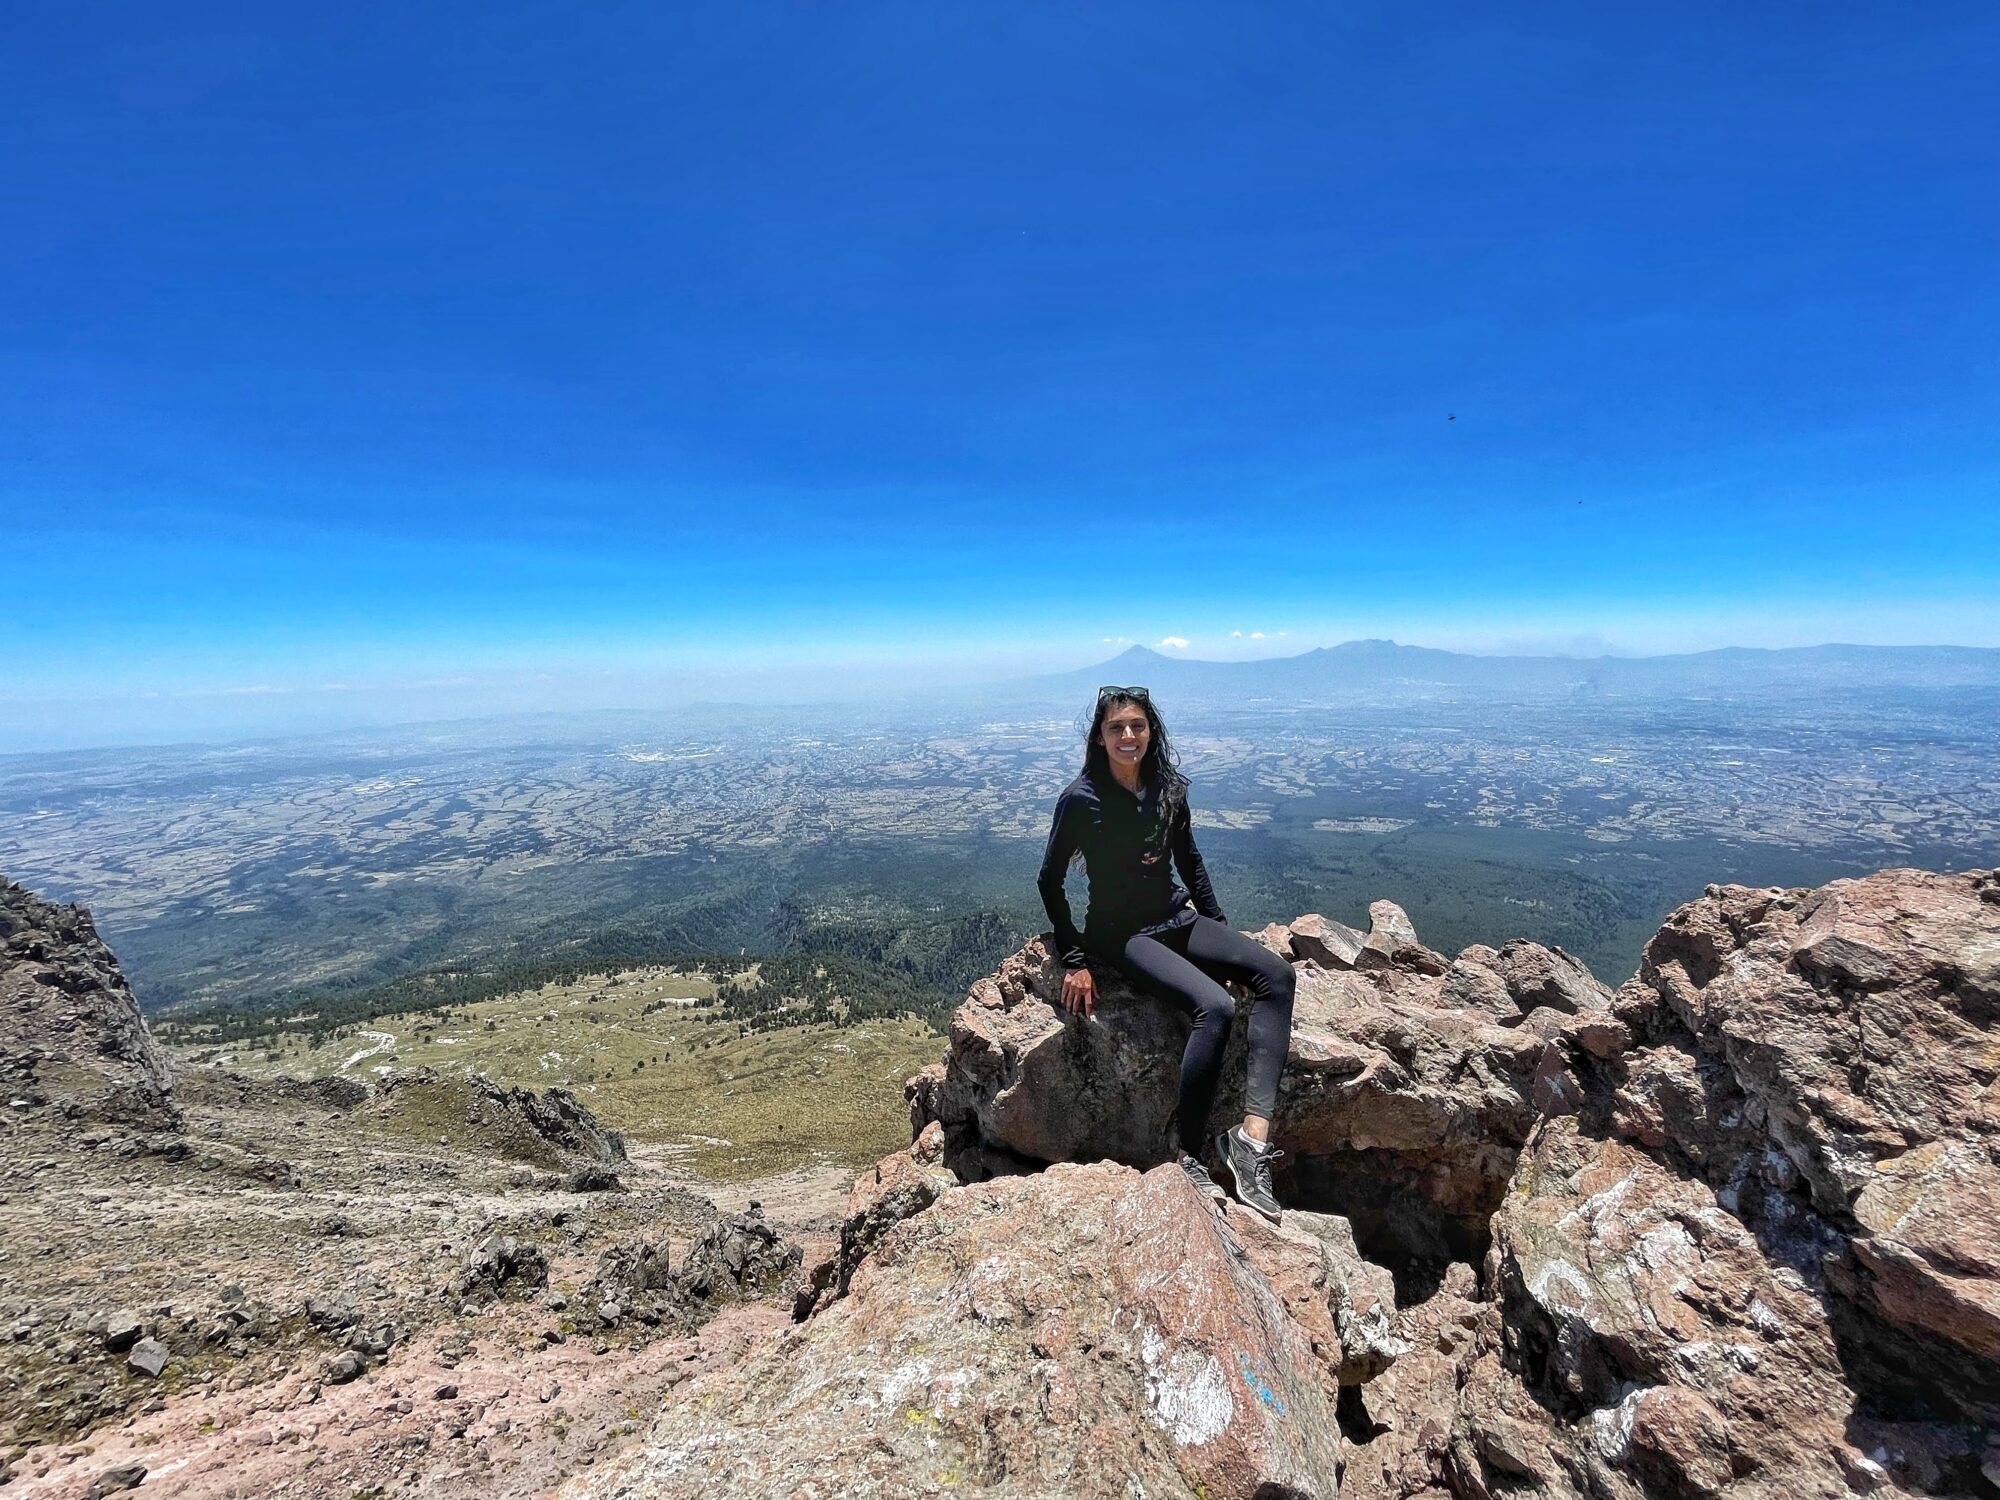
[1214, 1126, 1284, 1223]
[1178, 1150, 1227, 1202]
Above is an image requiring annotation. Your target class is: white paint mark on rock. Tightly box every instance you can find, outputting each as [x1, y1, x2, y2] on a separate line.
[1139, 1324, 1232, 1448]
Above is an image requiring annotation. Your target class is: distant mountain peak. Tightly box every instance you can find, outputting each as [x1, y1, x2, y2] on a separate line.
[1333, 638, 1402, 654]
[1101, 644, 1170, 665]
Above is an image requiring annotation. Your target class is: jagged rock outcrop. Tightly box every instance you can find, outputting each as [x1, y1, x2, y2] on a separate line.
[373, 1066, 627, 1169]
[679, 1207, 802, 1304]
[0, 878, 178, 1129]
[1485, 1115, 1873, 1497]
[1610, 869, 2000, 1429]
[796, 1118, 960, 1317]
[580, 1208, 803, 1339]
[907, 903, 1615, 1294]
[819, 869, 1999, 1498]
[580, 1237, 691, 1331]
[440, 1232, 550, 1306]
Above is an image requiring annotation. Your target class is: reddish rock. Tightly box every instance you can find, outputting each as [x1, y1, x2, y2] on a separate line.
[1441, 947, 1522, 1022]
[1229, 1206, 1406, 1385]
[1620, 867, 2000, 1426]
[1253, 921, 1298, 958]
[1291, 913, 1366, 970]
[914, 936, 1190, 1174]
[1339, 1262, 1490, 1500]
[1488, 1116, 1881, 1499]
[870, 870, 2000, 1497]
[1364, 900, 1422, 959]
[1490, 939, 1615, 1015]
[567, 1162, 1344, 1499]
[915, 924, 1587, 1275]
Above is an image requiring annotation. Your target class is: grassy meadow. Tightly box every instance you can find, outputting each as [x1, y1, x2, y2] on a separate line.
[163, 964, 941, 1180]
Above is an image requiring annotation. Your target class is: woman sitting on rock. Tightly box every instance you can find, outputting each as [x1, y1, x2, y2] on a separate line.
[1036, 685, 1296, 1222]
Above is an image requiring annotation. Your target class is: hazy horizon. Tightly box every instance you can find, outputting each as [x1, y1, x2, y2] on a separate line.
[5, 630, 1998, 756]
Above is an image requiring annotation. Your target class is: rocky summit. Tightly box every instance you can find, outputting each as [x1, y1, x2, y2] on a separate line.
[4, 868, 1997, 1498]
[586, 868, 1999, 1499]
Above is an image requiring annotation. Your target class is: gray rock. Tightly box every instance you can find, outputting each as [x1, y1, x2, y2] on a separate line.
[376, 1068, 625, 1170]
[95, 1311, 144, 1353]
[442, 1233, 549, 1304]
[581, 1239, 689, 1331]
[680, 1207, 803, 1303]
[82, 1464, 147, 1499]
[125, 1337, 169, 1377]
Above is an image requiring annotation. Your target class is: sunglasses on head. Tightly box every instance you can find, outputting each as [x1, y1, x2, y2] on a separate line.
[1097, 685, 1150, 702]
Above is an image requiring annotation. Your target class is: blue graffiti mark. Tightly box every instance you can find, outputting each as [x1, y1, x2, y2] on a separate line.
[1237, 1352, 1286, 1414]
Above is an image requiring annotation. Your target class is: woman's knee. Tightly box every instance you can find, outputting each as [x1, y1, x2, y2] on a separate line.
[1252, 951, 1295, 1005]
[1193, 986, 1237, 1026]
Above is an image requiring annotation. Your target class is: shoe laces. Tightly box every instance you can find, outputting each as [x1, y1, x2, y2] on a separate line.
[1250, 1144, 1284, 1197]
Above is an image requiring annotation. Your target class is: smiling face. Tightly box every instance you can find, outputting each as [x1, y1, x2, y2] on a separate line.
[1097, 698, 1152, 775]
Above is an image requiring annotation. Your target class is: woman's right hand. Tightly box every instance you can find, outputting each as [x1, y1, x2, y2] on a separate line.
[1061, 966, 1097, 1017]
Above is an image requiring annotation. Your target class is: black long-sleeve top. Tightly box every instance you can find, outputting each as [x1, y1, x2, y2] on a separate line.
[1036, 769, 1226, 970]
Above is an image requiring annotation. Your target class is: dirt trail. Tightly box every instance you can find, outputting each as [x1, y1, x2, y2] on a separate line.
[337, 1030, 398, 1073]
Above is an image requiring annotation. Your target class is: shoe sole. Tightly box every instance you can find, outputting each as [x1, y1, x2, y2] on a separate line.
[1179, 1162, 1228, 1203]
[1213, 1130, 1284, 1224]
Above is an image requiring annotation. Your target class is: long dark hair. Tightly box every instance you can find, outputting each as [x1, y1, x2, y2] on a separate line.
[1080, 690, 1189, 834]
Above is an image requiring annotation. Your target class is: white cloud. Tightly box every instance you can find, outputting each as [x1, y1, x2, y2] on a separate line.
[1159, 636, 1190, 649]
[1249, 631, 1265, 640]
[1101, 635, 1131, 644]
[1229, 630, 1243, 638]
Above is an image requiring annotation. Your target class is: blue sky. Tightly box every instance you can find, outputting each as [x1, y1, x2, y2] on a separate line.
[4, 2, 1997, 744]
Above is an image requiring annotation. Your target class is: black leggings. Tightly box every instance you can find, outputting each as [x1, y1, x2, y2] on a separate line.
[1111, 916, 1296, 1154]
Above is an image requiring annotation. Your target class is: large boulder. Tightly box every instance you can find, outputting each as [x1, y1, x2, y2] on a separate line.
[907, 938, 1193, 1175]
[0, 878, 178, 1130]
[567, 1161, 1347, 1500]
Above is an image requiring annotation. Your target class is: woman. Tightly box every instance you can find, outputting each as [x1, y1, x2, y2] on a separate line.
[1036, 685, 1295, 1222]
